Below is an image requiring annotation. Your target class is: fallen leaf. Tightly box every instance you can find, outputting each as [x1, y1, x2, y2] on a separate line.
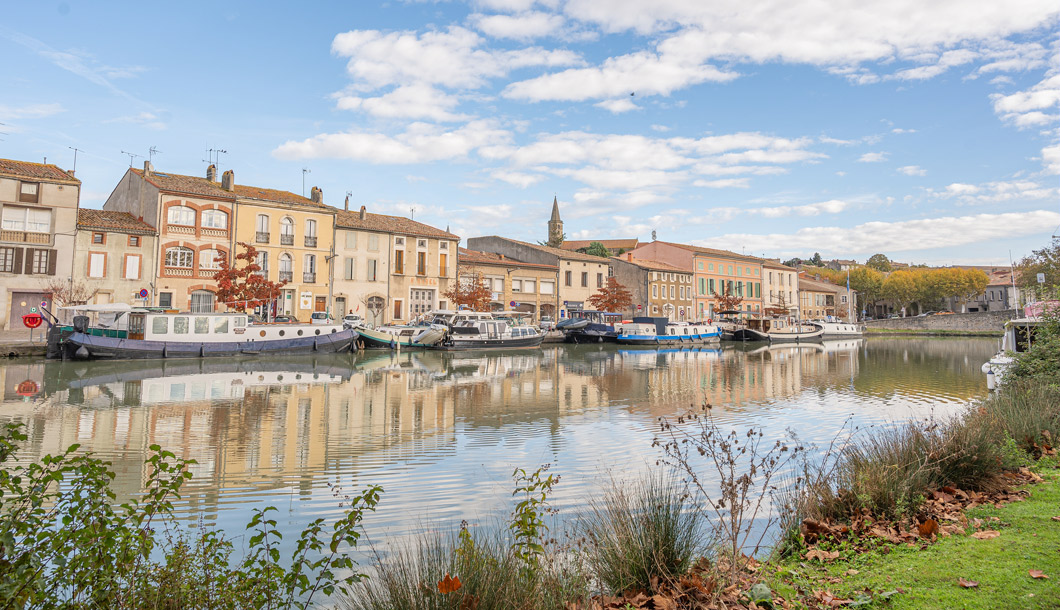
[1029, 570, 1049, 579]
[651, 594, 677, 610]
[971, 530, 1000, 540]
[805, 548, 841, 562]
[957, 578, 979, 588]
[918, 519, 940, 538]
[845, 569, 860, 576]
[1051, 516, 1060, 522]
[438, 573, 462, 594]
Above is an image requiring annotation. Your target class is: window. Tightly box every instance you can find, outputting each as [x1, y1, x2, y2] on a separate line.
[540, 280, 555, 295]
[368, 234, 379, 251]
[158, 292, 173, 308]
[524, 279, 536, 293]
[596, 273, 603, 287]
[305, 219, 317, 237]
[29, 249, 52, 274]
[491, 277, 504, 291]
[152, 317, 169, 335]
[255, 251, 268, 274]
[440, 241, 448, 251]
[200, 248, 223, 270]
[279, 253, 293, 280]
[201, 210, 227, 229]
[124, 255, 141, 280]
[417, 239, 427, 248]
[564, 271, 572, 286]
[736, 266, 742, 276]
[88, 252, 106, 278]
[173, 317, 189, 334]
[417, 251, 426, 276]
[708, 263, 714, 272]
[708, 278, 716, 294]
[344, 257, 355, 280]
[728, 265, 733, 275]
[190, 290, 215, 313]
[167, 206, 195, 226]
[439, 253, 448, 277]
[669, 285, 675, 299]
[652, 284, 658, 298]
[395, 237, 405, 246]
[581, 272, 588, 287]
[304, 254, 316, 274]
[345, 232, 357, 249]
[367, 259, 378, 281]
[92, 232, 105, 244]
[190, 316, 207, 333]
[129, 235, 140, 247]
[0, 248, 14, 273]
[512, 279, 522, 292]
[394, 250, 404, 274]
[256, 214, 269, 232]
[393, 299, 403, 320]
[3, 207, 51, 233]
[699, 278, 705, 295]
[18, 182, 39, 203]
[280, 217, 294, 244]
[214, 317, 229, 334]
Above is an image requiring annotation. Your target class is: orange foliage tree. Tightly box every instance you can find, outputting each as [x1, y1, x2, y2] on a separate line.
[444, 266, 493, 311]
[713, 281, 743, 312]
[587, 277, 634, 312]
[213, 242, 288, 312]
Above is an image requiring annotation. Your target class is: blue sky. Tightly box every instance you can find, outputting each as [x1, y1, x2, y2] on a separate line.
[1, 0, 1057, 265]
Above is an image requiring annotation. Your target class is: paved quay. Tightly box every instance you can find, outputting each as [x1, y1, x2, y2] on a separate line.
[0, 329, 48, 358]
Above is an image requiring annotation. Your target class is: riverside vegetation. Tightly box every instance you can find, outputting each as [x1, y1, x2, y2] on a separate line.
[1, 322, 1057, 609]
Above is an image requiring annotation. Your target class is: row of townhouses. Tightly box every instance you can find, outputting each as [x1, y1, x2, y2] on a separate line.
[1, 156, 855, 330]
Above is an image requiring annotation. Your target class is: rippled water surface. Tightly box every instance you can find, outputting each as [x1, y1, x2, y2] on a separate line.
[1, 337, 996, 546]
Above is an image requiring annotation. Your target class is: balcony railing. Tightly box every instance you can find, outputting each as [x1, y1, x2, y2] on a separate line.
[169, 225, 195, 235]
[201, 228, 228, 238]
[165, 267, 193, 277]
[304, 236, 317, 248]
[279, 271, 293, 282]
[303, 272, 316, 283]
[1, 230, 50, 244]
[255, 231, 270, 243]
[280, 234, 294, 246]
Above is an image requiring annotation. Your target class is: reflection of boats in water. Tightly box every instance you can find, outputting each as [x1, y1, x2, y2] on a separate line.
[355, 324, 447, 349]
[813, 320, 864, 338]
[615, 318, 721, 345]
[430, 310, 545, 350]
[557, 310, 623, 343]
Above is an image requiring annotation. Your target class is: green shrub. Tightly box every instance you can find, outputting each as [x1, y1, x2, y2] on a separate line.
[983, 379, 1060, 453]
[580, 474, 702, 595]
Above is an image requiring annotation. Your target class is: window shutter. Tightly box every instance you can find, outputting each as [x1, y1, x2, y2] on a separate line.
[23, 248, 34, 274]
[47, 250, 56, 275]
[13, 248, 24, 275]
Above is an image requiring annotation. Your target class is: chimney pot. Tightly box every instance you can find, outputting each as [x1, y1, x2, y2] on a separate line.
[344, 195, 349, 212]
[206, 164, 217, 182]
[359, 205, 366, 220]
[311, 186, 322, 203]
[627, 252, 632, 262]
[143, 160, 153, 176]
[221, 169, 234, 191]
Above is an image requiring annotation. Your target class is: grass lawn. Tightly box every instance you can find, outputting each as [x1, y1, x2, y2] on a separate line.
[772, 469, 1060, 609]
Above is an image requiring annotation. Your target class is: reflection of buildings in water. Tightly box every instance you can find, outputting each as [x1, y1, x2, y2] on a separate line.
[854, 337, 996, 399]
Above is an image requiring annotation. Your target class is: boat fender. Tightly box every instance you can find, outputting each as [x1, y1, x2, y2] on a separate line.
[74, 345, 90, 360]
[162, 346, 168, 359]
[199, 345, 205, 358]
[313, 339, 318, 351]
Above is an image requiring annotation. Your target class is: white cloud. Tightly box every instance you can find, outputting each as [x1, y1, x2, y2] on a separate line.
[891, 128, 917, 134]
[471, 11, 566, 40]
[897, 165, 927, 176]
[934, 179, 1058, 203]
[650, 124, 671, 132]
[754, 199, 850, 218]
[858, 151, 888, 162]
[700, 210, 1060, 257]
[102, 111, 166, 130]
[0, 103, 65, 120]
[335, 84, 469, 121]
[490, 169, 544, 187]
[594, 98, 639, 113]
[273, 120, 511, 163]
[990, 72, 1060, 128]
[693, 178, 749, 188]
[1043, 142, 1060, 175]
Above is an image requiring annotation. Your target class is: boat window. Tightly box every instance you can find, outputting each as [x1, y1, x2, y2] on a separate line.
[194, 317, 210, 334]
[173, 317, 189, 334]
[214, 318, 229, 334]
[235, 317, 246, 328]
[152, 317, 168, 335]
[683, 328, 688, 335]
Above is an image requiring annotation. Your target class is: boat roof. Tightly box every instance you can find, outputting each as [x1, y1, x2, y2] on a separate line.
[59, 303, 136, 313]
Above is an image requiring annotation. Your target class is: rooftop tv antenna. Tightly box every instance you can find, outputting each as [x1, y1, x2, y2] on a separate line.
[410, 206, 415, 220]
[302, 167, 311, 196]
[149, 146, 162, 164]
[0, 122, 7, 141]
[67, 146, 83, 174]
[121, 150, 142, 167]
[202, 147, 227, 169]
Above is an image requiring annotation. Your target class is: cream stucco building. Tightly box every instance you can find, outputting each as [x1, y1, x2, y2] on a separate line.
[74, 209, 158, 306]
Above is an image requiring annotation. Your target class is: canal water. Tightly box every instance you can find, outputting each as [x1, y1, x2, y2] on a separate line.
[0, 337, 996, 551]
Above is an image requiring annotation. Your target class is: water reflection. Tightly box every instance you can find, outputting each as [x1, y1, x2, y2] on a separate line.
[0, 337, 996, 541]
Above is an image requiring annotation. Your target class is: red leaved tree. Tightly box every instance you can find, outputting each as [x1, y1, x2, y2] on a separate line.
[713, 281, 743, 313]
[444, 266, 493, 311]
[587, 277, 634, 313]
[213, 242, 288, 312]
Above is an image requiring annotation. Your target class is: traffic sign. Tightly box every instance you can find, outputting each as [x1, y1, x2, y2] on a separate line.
[29, 307, 37, 313]
[1038, 273, 1047, 284]
[40, 301, 47, 308]
[139, 288, 149, 298]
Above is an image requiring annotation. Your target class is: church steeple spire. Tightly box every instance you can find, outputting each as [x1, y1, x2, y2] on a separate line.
[547, 195, 564, 246]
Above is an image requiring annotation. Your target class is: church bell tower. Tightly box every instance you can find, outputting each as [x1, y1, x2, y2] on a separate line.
[547, 196, 563, 246]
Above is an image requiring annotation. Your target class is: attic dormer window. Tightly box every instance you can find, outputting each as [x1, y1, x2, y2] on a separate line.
[18, 182, 39, 203]
[440, 242, 448, 251]
[418, 239, 427, 249]
[395, 237, 405, 246]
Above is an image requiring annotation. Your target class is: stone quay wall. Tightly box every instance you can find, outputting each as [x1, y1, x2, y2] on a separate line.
[864, 309, 1019, 333]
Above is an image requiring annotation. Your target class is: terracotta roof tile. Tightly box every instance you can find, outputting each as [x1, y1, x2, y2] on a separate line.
[559, 238, 639, 251]
[477, 236, 609, 263]
[652, 240, 762, 263]
[459, 248, 557, 270]
[0, 158, 80, 183]
[335, 208, 458, 240]
[234, 184, 328, 209]
[133, 168, 235, 200]
[612, 256, 691, 274]
[77, 209, 156, 234]
[798, 275, 843, 292]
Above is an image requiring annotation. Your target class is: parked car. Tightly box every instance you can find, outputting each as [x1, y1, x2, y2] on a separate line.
[272, 315, 299, 324]
[539, 315, 556, 331]
[343, 314, 366, 329]
[310, 312, 333, 325]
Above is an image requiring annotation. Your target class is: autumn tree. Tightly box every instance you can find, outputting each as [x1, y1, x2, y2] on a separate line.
[213, 242, 288, 313]
[713, 281, 744, 313]
[39, 278, 100, 308]
[587, 276, 634, 313]
[848, 266, 885, 316]
[881, 269, 919, 316]
[581, 242, 611, 258]
[1015, 238, 1060, 301]
[866, 253, 893, 272]
[444, 266, 493, 311]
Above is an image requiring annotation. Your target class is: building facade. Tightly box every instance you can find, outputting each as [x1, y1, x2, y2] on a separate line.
[798, 275, 855, 320]
[609, 255, 694, 319]
[763, 260, 799, 314]
[465, 236, 610, 321]
[332, 205, 458, 326]
[0, 159, 80, 329]
[75, 210, 157, 306]
[458, 248, 558, 319]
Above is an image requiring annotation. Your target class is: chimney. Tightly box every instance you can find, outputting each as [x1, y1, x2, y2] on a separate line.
[221, 169, 234, 191]
[143, 160, 153, 176]
[206, 164, 217, 182]
[311, 186, 322, 203]
[344, 194, 349, 211]
[627, 253, 633, 262]
[359, 205, 366, 220]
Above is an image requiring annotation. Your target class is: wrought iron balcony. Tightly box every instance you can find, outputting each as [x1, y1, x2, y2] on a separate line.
[303, 272, 316, 283]
[255, 231, 270, 243]
[280, 234, 294, 246]
[279, 271, 293, 282]
[304, 236, 317, 248]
